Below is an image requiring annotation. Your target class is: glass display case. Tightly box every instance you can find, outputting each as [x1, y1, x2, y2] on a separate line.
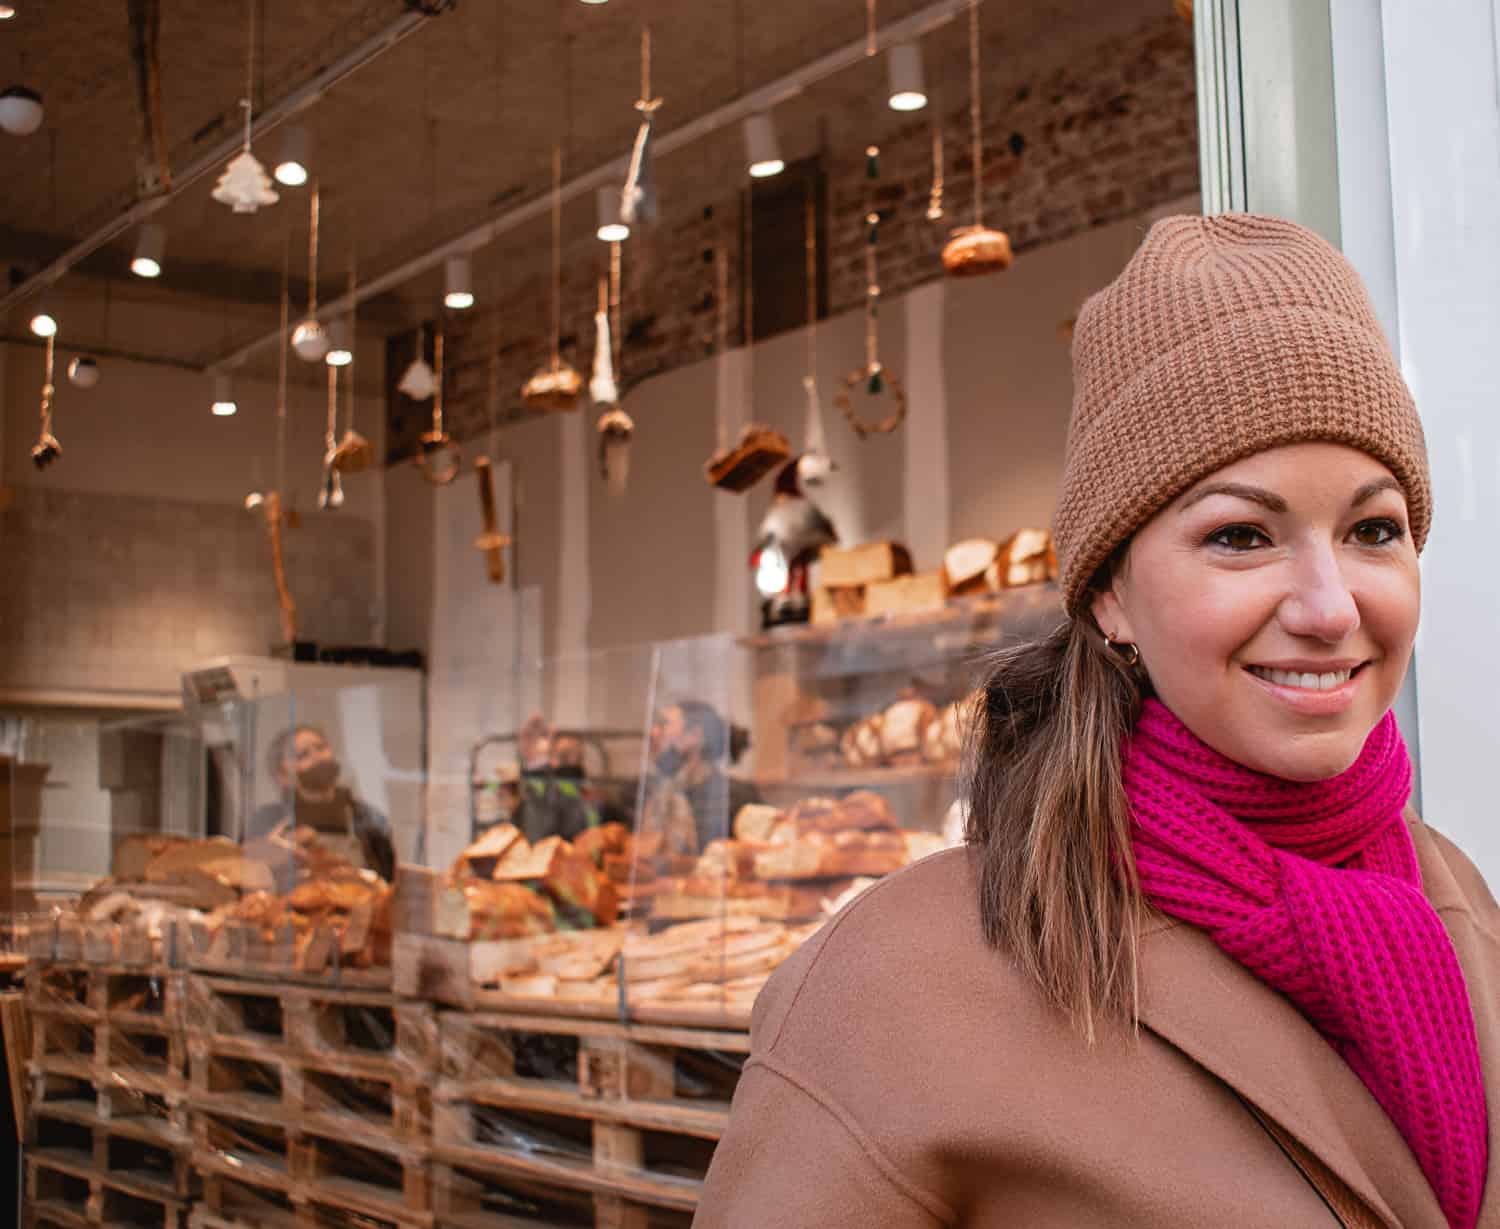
[407, 581, 1064, 1027]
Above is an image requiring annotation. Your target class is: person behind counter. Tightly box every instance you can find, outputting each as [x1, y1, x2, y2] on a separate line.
[648, 700, 761, 853]
[246, 724, 395, 882]
[696, 216, 1499, 1227]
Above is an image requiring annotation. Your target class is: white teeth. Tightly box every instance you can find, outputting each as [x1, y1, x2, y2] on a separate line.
[1249, 666, 1353, 691]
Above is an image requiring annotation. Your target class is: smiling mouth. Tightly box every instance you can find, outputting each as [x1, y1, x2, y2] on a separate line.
[1245, 664, 1368, 691]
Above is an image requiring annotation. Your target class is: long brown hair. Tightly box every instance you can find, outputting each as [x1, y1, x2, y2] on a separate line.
[962, 602, 1146, 1043]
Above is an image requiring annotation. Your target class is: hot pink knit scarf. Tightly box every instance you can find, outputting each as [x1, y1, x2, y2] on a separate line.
[1123, 699, 1488, 1229]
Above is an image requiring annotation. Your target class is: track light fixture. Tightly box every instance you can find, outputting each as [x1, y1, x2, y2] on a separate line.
[887, 43, 928, 112]
[444, 255, 475, 310]
[595, 186, 629, 242]
[211, 373, 238, 417]
[0, 7, 17, 20]
[325, 319, 353, 367]
[273, 124, 311, 187]
[744, 113, 785, 179]
[29, 310, 56, 338]
[131, 223, 166, 278]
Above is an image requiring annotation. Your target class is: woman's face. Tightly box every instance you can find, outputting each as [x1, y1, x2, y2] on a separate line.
[1091, 443, 1421, 781]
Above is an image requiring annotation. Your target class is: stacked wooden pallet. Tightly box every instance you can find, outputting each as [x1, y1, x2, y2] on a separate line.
[25, 961, 194, 1229]
[429, 1009, 747, 1228]
[183, 969, 437, 1229]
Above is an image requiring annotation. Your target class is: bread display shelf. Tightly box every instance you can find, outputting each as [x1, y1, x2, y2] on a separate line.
[741, 579, 1062, 650]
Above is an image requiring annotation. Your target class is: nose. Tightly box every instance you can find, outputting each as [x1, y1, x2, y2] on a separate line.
[1277, 542, 1360, 643]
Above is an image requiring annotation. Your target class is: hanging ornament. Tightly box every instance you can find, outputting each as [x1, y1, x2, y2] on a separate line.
[592, 269, 634, 496]
[942, 0, 1013, 277]
[620, 27, 662, 228]
[796, 184, 835, 487]
[331, 255, 374, 473]
[589, 276, 619, 407]
[926, 114, 945, 222]
[705, 198, 790, 491]
[67, 355, 100, 388]
[212, 0, 278, 214]
[523, 146, 583, 412]
[471, 456, 511, 584]
[417, 324, 460, 485]
[397, 324, 437, 401]
[836, 146, 907, 439]
[263, 491, 298, 646]
[30, 333, 61, 470]
[597, 408, 635, 497]
[291, 183, 329, 361]
[317, 366, 345, 510]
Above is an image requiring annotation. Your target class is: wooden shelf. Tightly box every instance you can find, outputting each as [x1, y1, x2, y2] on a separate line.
[739, 581, 1062, 650]
[743, 764, 959, 790]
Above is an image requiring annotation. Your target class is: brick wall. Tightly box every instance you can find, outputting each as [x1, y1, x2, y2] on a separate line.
[0, 489, 377, 696]
[390, 13, 1196, 461]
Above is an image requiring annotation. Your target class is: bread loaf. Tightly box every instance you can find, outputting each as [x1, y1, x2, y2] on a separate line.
[879, 698, 938, 761]
[435, 881, 556, 941]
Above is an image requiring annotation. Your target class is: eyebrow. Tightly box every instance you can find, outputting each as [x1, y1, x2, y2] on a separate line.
[1178, 474, 1406, 516]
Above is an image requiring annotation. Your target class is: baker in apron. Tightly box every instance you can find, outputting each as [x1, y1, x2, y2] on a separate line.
[246, 724, 396, 882]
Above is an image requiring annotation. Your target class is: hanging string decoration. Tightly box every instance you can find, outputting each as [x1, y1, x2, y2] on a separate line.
[926, 113, 945, 221]
[417, 324, 461, 485]
[620, 27, 662, 227]
[471, 456, 512, 584]
[523, 146, 584, 412]
[836, 145, 907, 439]
[332, 256, 374, 472]
[941, 0, 1013, 276]
[291, 183, 329, 361]
[31, 333, 61, 470]
[254, 257, 297, 645]
[397, 324, 437, 401]
[212, 0, 278, 213]
[704, 192, 790, 492]
[594, 263, 635, 496]
[318, 367, 345, 510]
[797, 183, 835, 487]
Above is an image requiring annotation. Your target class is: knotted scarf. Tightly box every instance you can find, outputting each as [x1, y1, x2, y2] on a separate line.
[1123, 699, 1488, 1229]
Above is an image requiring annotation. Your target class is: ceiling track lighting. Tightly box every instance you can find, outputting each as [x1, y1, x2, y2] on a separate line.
[325, 319, 353, 366]
[131, 223, 166, 278]
[0, 84, 43, 136]
[887, 42, 928, 112]
[595, 186, 629, 243]
[273, 123, 312, 187]
[211, 373, 238, 417]
[744, 112, 785, 179]
[443, 254, 475, 310]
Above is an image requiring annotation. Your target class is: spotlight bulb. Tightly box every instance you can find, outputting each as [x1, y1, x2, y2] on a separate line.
[0, 7, 17, 20]
[444, 255, 475, 310]
[886, 43, 928, 113]
[211, 373, 238, 416]
[743, 113, 785, 180]
[29, 312, 56, 338]
[0, 85, 43, 136]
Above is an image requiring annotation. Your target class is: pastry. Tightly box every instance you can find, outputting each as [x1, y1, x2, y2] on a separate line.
[880, 698, 939, 761]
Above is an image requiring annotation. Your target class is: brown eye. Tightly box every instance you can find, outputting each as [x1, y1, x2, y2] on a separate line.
[1352, 519, 1403, 547]
[1207, 525, 1269, 551]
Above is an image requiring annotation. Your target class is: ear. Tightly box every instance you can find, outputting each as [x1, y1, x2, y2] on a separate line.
[1089, 578, 1136, 645]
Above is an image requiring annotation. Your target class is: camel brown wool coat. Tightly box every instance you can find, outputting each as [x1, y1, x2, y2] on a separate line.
[695, 816, 1500, 1228]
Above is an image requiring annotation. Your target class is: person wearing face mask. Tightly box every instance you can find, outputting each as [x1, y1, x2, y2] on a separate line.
[247, 724, 395, 882]
[698, 216, 1499, 1228]
[645, 701, 760, 855]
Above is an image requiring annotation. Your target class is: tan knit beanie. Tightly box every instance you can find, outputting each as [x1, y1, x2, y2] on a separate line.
[1053, 212, 1431, 617]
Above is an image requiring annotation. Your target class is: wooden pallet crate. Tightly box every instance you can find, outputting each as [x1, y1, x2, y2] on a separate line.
[431, 1157, 695, 1229]
[30, 1094, 195, 1198]
[430, 1011, 748, 1222]
[26, 1152, 192, 1229]
[189, 923, 392, 991]
[188, 974, 437, 1082]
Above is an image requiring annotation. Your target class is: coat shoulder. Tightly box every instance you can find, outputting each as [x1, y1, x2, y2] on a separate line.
[1409, 813, 1500, 936]
[750, 846, 1030, 1055]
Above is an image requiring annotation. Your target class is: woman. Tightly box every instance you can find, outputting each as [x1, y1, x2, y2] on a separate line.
[695, 215, 1498, 1228]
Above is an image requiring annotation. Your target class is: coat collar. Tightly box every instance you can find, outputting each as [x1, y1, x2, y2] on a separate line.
[1135, 814, 1500, 1229]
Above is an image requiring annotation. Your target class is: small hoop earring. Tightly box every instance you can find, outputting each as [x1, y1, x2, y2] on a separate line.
[1104, 635, 1141, 668]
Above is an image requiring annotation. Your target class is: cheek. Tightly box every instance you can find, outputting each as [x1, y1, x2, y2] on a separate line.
[1132, 567, 1276, 675]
